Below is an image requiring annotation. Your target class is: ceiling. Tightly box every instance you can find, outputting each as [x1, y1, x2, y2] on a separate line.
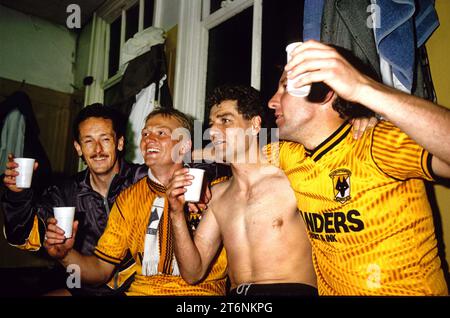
[0, 0, 107, 28]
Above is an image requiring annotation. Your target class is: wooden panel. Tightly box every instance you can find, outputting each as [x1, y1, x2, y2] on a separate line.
[0, 78, 81, 176]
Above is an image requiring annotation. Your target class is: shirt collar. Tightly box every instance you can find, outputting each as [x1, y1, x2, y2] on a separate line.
[146, 168, 166, 196]
[305, 121, 352, 162]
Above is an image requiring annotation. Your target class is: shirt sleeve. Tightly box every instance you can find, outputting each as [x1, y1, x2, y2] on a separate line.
[2, 184, 65, 247]
[371, 121, 435, 181]
[94, 195, 130, 265]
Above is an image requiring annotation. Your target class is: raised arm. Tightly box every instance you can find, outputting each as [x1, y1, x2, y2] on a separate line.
[286, 40, 450, 177]
[44, 218, 115, 286]
[167, 168, 222, 284]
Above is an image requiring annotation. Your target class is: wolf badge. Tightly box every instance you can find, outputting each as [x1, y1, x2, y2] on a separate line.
[330, 168, 352, 204]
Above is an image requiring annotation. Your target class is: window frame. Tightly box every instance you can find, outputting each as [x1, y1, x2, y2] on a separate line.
[100, 0, 161, 91]
[175, 0, 262, 121]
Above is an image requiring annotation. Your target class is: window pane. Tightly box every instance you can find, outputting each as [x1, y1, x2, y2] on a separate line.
[210, 0, 223, 14]
[104, 82, 122, 108]
[109, 16, 121, 78]
[144, 0, 155, 28]
[126, 3, 139, 40]
[205, 6, 253, 121]
[261, 0, 303, 108]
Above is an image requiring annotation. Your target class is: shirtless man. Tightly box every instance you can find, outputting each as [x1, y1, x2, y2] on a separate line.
[167, 85, 317, 296]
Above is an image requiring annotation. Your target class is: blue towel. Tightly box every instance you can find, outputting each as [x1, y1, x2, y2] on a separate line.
[303, 0, 325, 41]
[415, 0, 440, 47]
[374, 0, 439, 90]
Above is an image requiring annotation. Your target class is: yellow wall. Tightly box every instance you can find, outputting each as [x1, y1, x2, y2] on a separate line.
[426, 0, 450, 274]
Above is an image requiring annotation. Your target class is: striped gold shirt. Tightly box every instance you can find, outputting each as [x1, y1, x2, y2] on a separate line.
[266, 121, 447, 295]
[95, 177, 227, 296]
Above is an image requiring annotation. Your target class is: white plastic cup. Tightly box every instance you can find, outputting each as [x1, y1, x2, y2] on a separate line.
[53, 207, 76, 238]
[184, 168, 205, 203]
[13, 158, 35, 188]
[286, 42, 311, 97]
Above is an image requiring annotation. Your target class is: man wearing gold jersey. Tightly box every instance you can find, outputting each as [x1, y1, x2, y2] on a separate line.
[268, 40, 450, 295]
[43, 108, 227, 296]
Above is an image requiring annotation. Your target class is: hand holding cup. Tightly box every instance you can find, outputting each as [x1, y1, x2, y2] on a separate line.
[44, 216, 78, 260]
[184, 168, 205, 203]
[2, 153, 38, 192]
[286, 42, 312, 97]
[167, 167, 206, 218]
[53, 207, 76, 238]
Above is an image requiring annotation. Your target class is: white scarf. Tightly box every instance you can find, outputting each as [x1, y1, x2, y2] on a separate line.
[142, 169, 180, 276]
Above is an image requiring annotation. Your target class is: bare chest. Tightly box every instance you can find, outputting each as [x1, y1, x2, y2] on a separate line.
[214, 178, 297, 230]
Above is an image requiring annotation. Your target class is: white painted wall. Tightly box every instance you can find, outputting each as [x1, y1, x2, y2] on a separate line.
[74, 21, 92, 90]
[0, 5, 76, 94]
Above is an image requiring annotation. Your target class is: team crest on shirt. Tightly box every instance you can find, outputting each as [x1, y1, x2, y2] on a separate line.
[329, 168, 352, 204]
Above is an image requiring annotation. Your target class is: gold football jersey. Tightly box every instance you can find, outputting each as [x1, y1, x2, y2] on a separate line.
[95, 177, 227, 296]
[267, 121, 447, 295]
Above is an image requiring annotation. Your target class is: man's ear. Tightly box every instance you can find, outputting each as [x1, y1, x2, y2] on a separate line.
[320, 89, 336, 106]
[251, 116, 262, 135]
[117, 136, 124, 152]
[74, 140, 82, 157]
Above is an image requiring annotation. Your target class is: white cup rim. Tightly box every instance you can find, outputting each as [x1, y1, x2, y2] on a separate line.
[188, 168, 205, 172]
[286, 42, 303, 53]
[14, 157, 35, 162]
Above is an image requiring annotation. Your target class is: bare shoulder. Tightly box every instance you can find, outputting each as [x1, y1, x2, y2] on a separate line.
[210, 177, 231, 196]
[257, 165, 292, 185]
[208, 178, 231, 210]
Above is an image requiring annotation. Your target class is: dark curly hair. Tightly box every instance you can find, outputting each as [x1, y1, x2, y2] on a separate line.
[325, 45, 377, 120]
[308, 82, 375, 119]
[332, 96, 375, 119]
[73, 103, 126, 142]
[205, 85, 265, 126]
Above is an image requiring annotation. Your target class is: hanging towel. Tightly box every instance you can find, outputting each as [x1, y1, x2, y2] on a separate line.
[415, 0, 440, 48]
[0, 109, 25, 173]
[303, 0, 326, 41]
[374, 0, 439, 90]
[0, 91, 52, 192]
[126, 83, 156, 164]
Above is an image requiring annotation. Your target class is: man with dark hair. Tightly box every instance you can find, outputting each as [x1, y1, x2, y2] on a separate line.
[205, 85, 266, 123]
[168, 84, 375, 296]
[2, 103, 147, 296]
[167, 85, 318, 296]
[42, 108, 228, 296]
[267, 40, 450, 295]
[72, 103, 127, 145]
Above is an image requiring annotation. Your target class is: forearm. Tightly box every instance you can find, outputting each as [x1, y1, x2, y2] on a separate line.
[358, 77, 450, 165]
[170, 213, 206, 284]
[60, 250, 112, 286]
